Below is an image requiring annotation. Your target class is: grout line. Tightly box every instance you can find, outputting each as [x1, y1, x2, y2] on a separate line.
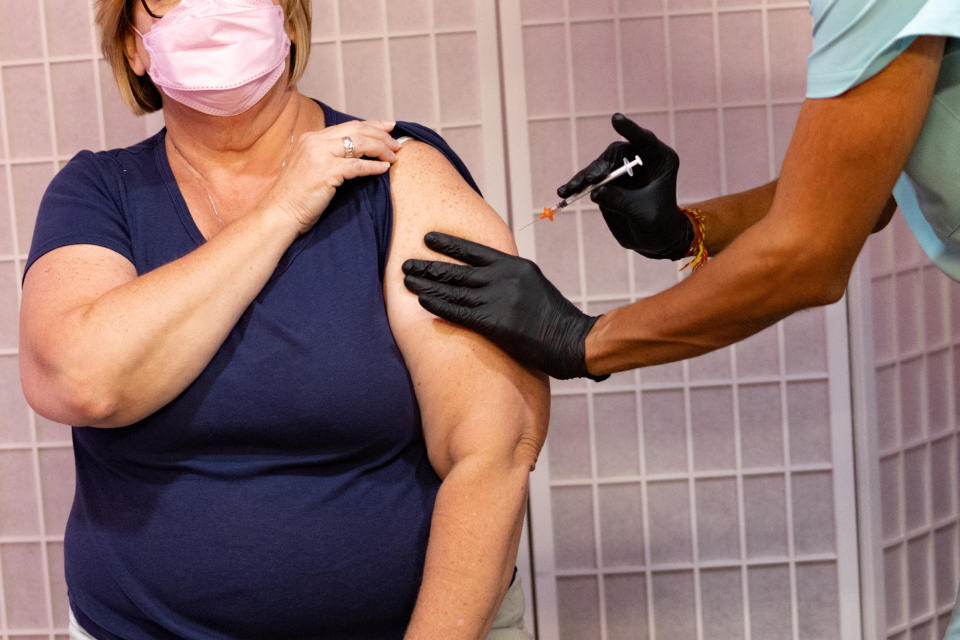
[86, 0, 107, 153]
[34, 0, 60, 632]
[426, 0, 442, 128]
[556, 1, 609, 634]
[0, 9, 19, 636]
[379, 0, 395, 121]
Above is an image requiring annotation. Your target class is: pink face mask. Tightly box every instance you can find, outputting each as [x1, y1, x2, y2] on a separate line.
[134, 0, 291, 117]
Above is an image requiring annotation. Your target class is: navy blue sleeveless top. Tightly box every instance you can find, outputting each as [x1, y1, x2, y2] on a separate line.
[26, 102, 480, 639]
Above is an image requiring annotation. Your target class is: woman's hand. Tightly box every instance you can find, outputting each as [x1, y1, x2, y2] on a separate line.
[265, 119, 401, 234]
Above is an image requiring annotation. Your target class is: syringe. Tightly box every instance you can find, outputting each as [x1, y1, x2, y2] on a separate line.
[521, 154, 643, 230]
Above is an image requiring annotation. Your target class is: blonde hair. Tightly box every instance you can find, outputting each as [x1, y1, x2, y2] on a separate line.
[95, 0, 312, 114]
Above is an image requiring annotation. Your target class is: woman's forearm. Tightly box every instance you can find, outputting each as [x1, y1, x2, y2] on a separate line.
[23, 205, 300, 427]
[404, 458, 529, 639]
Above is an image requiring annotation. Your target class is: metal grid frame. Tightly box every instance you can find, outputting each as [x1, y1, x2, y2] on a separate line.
[500, 1, 861, 638]
[2, 1, 958, 639]
[849, 218, 960, 640]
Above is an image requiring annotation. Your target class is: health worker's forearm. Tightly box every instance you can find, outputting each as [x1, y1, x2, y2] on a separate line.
[684, 180, 778, 254]
[584, 215, 846, 375]
[685, 180, 895, 255]
[404, 459, 529, 639]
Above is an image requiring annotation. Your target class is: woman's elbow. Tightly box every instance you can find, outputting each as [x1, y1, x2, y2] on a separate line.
[20, 358, 121, 427]
[513, 394, 549, 471]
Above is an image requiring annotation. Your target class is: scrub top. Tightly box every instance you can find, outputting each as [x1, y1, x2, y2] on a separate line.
[806, 0, 960, 281]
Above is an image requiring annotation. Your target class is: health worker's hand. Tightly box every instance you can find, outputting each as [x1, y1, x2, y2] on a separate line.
[560, 113, 693, 260]
[402, 232, 608, 381]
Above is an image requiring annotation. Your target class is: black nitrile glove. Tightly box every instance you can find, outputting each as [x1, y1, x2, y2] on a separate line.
[402, 232, 608, 381]
[559, 113, 693, 260]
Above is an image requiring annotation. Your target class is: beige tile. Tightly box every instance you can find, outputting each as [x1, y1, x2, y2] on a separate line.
[434, 0, 476, 30]
[342, 39, 389, 118]
[388, 35, 436, 124]
[570, 21, 619, 112]
[0, 174, 12, 254]
[437, 125, 483, 189]
[767, 8, 813, 102]
[0, 260, 18, 349]
[668, 14, 717, 108]
[310, 0, 338, 38]
[12, 162, 57, 253]
[0, 355, 32, 444]
[38, 446, 74, 534]
[0, 0, 44, 60]
[522, 24, 569, 118]
[0, 451, 41, 536]
[436, 33, 480, 121]
[43, 0, 94, 57]
[386, 0, 430, 32]
[98, 60, 148, 150]
[50, 60, 101, 157]
[1, 542, 49, 628]
[621, 18, 669, 111]
[47, 541, 69, 627]
[338, 0, 384, 36]
[3, 65, 53, 159]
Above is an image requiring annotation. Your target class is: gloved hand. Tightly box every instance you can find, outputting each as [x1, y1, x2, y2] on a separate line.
[402, 232, 608, 381]
[560, 113, 692, 260]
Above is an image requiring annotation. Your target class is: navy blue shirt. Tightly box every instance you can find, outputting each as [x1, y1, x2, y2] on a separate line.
[26, 103, 480, 639]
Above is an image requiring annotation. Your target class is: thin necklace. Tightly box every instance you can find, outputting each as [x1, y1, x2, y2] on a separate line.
[169, 99, 300, 227]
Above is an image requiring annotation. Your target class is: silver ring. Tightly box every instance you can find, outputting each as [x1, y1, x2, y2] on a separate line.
[342, 136, 355, 158]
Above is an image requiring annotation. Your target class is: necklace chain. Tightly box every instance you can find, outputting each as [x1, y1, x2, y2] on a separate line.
[169, 99, 300, 227]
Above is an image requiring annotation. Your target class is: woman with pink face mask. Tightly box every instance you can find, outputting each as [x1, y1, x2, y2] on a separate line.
[18, 1, 548, 638]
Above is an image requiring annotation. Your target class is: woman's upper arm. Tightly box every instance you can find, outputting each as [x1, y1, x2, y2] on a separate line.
[383, 141, 549, 477]
[20, 245, 137, 421]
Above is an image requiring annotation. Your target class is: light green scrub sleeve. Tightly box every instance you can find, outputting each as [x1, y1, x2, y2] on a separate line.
[806, 0, 960, 281]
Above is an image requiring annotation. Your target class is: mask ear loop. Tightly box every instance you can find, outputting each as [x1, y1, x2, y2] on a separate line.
[138, 0, 164, 20]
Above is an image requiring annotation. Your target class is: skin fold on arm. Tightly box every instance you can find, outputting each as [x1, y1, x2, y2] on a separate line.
[586, 35, 946, 375]
[383, 140, 550, 639]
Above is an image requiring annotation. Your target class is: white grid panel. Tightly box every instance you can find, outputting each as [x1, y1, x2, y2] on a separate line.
[499, 1, 861, 638]
[0, 1, 515, 638]
[0, 1, 157, 638]
[860, 216, 960, 640]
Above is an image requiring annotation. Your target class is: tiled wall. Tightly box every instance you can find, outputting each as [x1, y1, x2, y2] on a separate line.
[501, 1, 892, 639]
[866, 216, 960, 640]
[2, 1, 957, 639]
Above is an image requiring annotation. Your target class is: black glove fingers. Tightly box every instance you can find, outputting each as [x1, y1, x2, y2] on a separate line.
[558, 142, 631, 198]
[559, 159, 608, 198]
[611, 113, 665, 156]
[417, 294, 478, 329]
[403, 274, 485, 307]
[591, 184, 635, 218]
[423, 232, 507, 267]
[401, 258, 487, 287]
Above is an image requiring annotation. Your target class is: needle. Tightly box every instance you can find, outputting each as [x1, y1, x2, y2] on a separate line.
[518, 154, 643, 232]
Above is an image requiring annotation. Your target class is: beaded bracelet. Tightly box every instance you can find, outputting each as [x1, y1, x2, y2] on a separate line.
[678, 206, 708, 272]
